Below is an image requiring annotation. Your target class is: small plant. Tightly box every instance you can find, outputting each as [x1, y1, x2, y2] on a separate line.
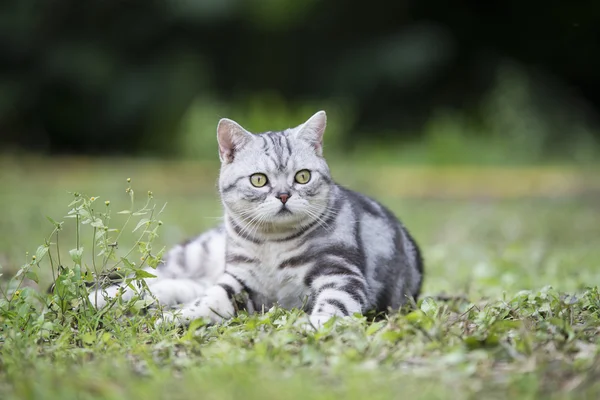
[0, 178, 166, 346]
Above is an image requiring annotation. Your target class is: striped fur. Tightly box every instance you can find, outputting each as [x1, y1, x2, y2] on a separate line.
[90, 111, 424, 328]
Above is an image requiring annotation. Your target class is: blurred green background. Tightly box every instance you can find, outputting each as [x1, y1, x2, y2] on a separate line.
[1, 1, 600, 286]
[1, 0, 600, 163]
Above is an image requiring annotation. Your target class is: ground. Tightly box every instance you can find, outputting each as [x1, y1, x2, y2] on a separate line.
[1, 155, 599, 399]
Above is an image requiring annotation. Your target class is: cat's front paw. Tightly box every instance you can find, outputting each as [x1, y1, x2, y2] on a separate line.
[88, 292, 109, 309]
[155, 294, 235, 328]
[300, 314, 338, 331]
[155, 310, 187, 327]
[88, 286, 125, 309]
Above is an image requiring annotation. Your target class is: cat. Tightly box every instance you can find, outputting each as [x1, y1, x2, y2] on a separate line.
[90, 111, 424, 328]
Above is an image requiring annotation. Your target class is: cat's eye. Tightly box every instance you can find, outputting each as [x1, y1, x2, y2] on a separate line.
[250, 173, 268, 187]
[294, 170, 311, 184]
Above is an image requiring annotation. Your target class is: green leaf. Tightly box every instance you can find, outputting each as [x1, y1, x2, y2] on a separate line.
[100, 332, 113, 344]
[15, 266, 27, 278]
[46, 216, 61, 227]
[70, 248, 84, 264]
[366, 321, 385, 336]
[117, 210, 131, 214]
[132, 298, 154, 312]
[68, 198, 82, 207]
[420, 297, 438, 316]
[35, 245, 49, 261]
[158, 202, 168, 214]
[25, 270, 39, 284]
[380, 330, 404, 342]
[91, 218, 104, 228]
[120, 257, 136, 269]
[81, 332, 96, 345]
[134, 269, 157, 279]
[133, 218, 150, 233]
[181, 318, 207, 340]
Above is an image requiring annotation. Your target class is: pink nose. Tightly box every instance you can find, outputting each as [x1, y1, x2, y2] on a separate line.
[276, 192, 290, 204]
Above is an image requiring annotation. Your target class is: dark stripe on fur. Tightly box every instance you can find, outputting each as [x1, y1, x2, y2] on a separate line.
[285, 135, 292, 157]
[226, 254, 259, 264]
[338, 186, 383, 216]
[260, 136, 270, 157]
[341, 277, 368, 304]
[228, 217, 263, 244]
[226, 271, 256, 311]
[324, 298, 349, 316]
[201, 236, 210, 253]
[405, 229, 424, 299]
[298, 193, 344, 245]
[219, 283, 236, 298]
[318, 282, 338, 291]
[280, 243, 362, 270]
[176, 246, 186, 268]
[317, 279, 367, 308]
[304, 262, 363, 287]
[221, 176, 247, 193]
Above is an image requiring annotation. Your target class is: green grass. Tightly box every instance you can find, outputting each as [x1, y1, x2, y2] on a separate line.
[1, 155, 600, 399]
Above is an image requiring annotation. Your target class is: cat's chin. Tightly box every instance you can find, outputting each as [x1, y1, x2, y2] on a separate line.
[249, 213, 312, 234]
[265, 214, 304, 229]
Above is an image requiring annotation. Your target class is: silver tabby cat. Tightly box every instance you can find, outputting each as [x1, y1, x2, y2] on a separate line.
[90, 111, 424, 328]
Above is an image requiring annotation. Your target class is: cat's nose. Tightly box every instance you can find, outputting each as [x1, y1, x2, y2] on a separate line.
[276, 192, 291, 204]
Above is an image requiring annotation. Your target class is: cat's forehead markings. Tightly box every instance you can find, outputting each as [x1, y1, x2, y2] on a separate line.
[256, 131, 293, 173]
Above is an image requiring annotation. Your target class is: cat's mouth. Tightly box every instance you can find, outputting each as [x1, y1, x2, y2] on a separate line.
[276, 206, 293, 216]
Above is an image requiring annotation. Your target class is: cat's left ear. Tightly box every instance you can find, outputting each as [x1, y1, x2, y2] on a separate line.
[294, 111, 327, 156]
[217, 118, 253, 163]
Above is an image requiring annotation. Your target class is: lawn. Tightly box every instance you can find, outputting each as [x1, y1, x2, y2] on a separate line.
[1, 155, 600, 399]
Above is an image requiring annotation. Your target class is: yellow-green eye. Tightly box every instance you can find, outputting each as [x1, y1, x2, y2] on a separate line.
[294, 170, 311, 184]
[250, 173, 268, 187]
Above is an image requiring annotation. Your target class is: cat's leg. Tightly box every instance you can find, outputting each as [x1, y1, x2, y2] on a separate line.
[305, 260, 369, 329]
[88, 278, 211, 309]
[88, 278, 150, 308]
[146, 279, 213, 306]
[89, 284, 132, 308]
[157, 272, 251, 326]
[89, 225, 227, 309]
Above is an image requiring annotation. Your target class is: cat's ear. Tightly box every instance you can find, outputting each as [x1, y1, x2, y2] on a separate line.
[217, 118, 252, 163]
[294, 110, 327, 156]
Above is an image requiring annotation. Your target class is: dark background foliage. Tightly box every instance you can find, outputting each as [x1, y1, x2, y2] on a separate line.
[1, 0, 599, 157]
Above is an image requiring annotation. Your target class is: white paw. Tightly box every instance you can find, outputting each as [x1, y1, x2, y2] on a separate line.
[155, 310, 185, 327]
[88, 289, 116, 309]
[301, 314, 336, 331]
[88, 285, 137, 309]
[310, 314, 332, 328]
[155, 298, 234, 328]
[146, 279, 211, 306]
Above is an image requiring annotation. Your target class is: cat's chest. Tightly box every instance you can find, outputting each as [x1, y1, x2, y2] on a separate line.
[249, 243, 310, 308]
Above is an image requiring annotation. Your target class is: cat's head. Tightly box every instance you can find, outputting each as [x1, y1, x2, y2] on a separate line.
[216, 111, 333, 235]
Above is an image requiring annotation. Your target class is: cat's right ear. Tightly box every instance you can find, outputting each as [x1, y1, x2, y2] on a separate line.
[217, 118, 252, 163]
[294, 110, 327, 156]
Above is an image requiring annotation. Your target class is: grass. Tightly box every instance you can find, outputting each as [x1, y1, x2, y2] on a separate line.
[1, 155, 600, 399]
